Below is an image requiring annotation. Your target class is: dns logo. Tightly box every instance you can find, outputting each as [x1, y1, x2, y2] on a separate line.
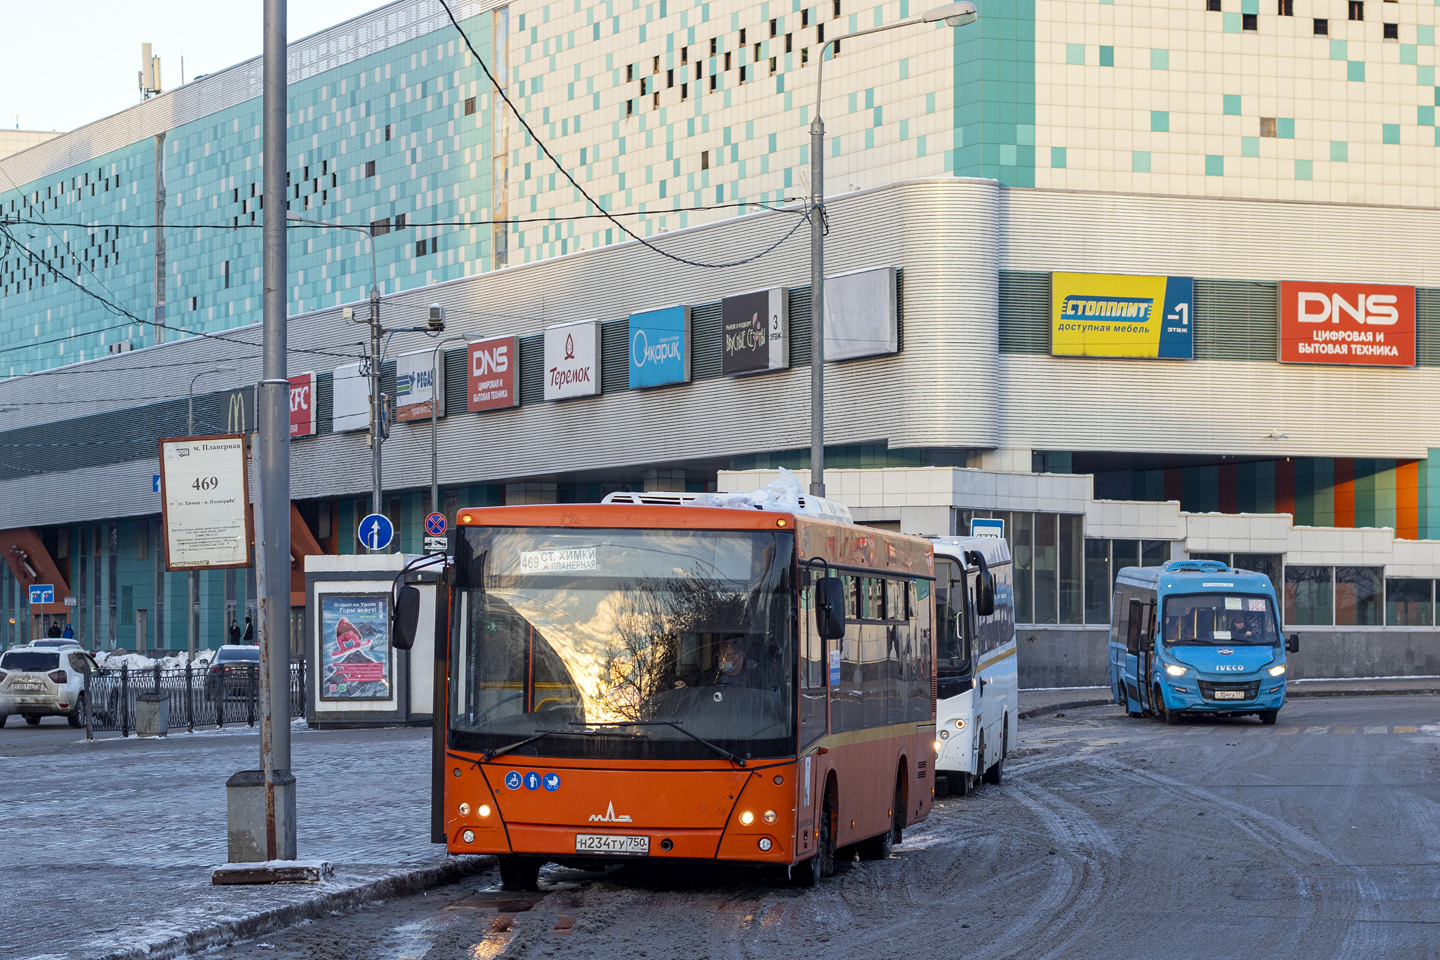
[473, 342, 510, 376]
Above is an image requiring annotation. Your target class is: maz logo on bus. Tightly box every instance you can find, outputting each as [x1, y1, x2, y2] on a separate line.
[589, 802, 633, 823]
[1294, 291, 1399, 326]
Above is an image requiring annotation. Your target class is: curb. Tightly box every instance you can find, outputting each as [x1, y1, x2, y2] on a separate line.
[95, 855, 492, 960]
[1019, 685, 1440, 720]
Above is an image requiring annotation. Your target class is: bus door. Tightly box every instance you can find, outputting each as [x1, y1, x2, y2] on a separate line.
[1124, 598, 1146, 712]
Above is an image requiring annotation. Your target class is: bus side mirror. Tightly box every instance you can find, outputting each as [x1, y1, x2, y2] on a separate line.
[814, 577, 847, 640]
[392, 584, 421, 651]
[964, 550, 996, 617]
[1285, 634, 1299, 654]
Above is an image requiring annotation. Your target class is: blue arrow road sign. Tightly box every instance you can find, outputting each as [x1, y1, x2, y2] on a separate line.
[358, 513, 395, 551]
[153, 474, 161, 493]
[424, 512, 447, 537]
[29, 585, 55, 605]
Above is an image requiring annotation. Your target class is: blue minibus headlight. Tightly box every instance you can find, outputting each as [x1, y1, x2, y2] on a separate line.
[1164, 663, 1189, 678]
[1267, 664, 1286, 677]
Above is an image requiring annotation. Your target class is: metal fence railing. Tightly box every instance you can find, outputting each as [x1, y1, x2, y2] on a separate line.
[83, 661, 305, 737]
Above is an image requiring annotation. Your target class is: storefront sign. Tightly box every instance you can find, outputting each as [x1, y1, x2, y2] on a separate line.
[722, 288, 788, 376]
[824, 267, 898, 361]
[628, 305, 691, 388]
[543, 319, 601, 400]
[467, 335, 519, 412]
[1279, 280, 1415, 366]
[395, 349, 445, 423]
[1051, 273, 1193, 360]
[319, 595, 392, 700]
[159, 434, 252, 571]
[331, 362, 370, 432]
[288, 372, 316, 439]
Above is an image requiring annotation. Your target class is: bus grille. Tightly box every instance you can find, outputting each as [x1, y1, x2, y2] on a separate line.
[1197, 680, 1261, 701]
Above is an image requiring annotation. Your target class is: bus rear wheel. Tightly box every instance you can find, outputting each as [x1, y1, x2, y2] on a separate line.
[497, 856, 542, 892]
[859, 775, 903, 861]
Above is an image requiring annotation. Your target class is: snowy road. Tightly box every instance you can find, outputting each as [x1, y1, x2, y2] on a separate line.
[193, 695, 1440, 960]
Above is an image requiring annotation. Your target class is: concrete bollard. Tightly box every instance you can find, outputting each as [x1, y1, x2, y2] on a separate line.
[224, 769, 298, 863]
[134, 692, 169, 737]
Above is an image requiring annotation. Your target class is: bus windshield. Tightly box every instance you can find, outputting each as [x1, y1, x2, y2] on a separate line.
[1162, 594, 1280, 646]
[450, 526, 796, 761]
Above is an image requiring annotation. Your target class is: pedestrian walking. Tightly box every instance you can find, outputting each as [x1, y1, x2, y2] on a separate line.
[47, 621, 62, 638]
[242, 615, 254, 643]
[229, 619, 241, 645]
[61, 622, 74, 639]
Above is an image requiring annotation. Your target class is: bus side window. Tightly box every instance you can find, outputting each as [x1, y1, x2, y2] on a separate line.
[1126, 598, 1144, 654]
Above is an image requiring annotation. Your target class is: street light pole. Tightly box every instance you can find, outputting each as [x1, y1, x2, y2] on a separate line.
[186, 366, 237, 659]
[286, 212, 383, 523]
[807, 2, 978, 498]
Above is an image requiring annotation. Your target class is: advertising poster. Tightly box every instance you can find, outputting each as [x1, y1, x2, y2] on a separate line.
[331, 362, 370, 432]
[721, 287, 788, 376]
[467, 335, 519, 412]
[543, 319, 601, 400]
[1050, 273, 1193, 360]
[319, 595, 392, 700]
[1278, 280, 1415, 367]
[395, 348, 445, 422]
[288, 372, 316, 439]
[824, 267, 898, 361]
[628, 305, 691, 388]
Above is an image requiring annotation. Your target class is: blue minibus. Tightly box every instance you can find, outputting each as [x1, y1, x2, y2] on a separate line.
[1108, 560, 1298, 725]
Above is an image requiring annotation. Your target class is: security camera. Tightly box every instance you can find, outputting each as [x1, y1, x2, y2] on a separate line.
[427, 303, 445, 332]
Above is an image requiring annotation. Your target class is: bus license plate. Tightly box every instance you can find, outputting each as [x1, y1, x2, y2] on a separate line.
[1214, 690, 1245, 700]
[575, 834, 649, 856]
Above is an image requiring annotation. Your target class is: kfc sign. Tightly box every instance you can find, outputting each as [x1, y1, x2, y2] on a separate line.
[543, 319, 601, 401]
[467, 335, 519, 412]
[288, 372, 316, 439]
[1280, 280, 1415, 367]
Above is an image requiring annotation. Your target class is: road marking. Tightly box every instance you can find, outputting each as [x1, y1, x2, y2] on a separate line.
[1303, 725, 1329, 735]
[1332, 725, 1357, 735]
[1394, 725, 1418, 734]
[1363, 725, 1389, 735]
[1274, 727, 1299, 735]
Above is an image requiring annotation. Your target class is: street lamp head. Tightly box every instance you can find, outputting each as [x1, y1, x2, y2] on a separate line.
[923, 1, 978, 27]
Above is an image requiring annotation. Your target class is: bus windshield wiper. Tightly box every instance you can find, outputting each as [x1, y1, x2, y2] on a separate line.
[482, 727, 623, 762]
[575, 720, 746, 767]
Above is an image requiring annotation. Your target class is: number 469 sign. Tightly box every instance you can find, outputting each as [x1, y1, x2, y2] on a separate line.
[159, 434, 253, 571]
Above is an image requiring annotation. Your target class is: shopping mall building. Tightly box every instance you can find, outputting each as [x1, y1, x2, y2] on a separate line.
[2, 0, 1438, 683]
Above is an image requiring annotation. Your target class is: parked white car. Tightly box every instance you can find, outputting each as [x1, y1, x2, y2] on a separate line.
[0, 645, 100, 727]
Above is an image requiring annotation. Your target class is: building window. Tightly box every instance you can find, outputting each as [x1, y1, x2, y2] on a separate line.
[1242, 12, 1257, 30]
[1207, 0, 1221, 10]
[681, 82, 688, 100]
[1260, 117, 1278, 137]
[1386, 579, 1434, 626]
[430, 237, 438, 254]
[667, 68, 674, 88]
[1277, 0, 1293, 13]
[770, 18, 778, 36]
[700, 149, 709, 170]
[385, 124, 393, 141]
[833, 0, 841, 16]
[681, 47, 688, 64]
[1383, 22, 1397, 40]
[625, 99, 634, 117]
[1348, 1, 1363, 20]
[364, 160, 376, 178]
[626, 63, 634, 81]
[394, 213, 406, 229]
[415, 240, 427, 258]
[464, 97, 476, 115]
[652, 55, 660, 73]
[709, 73, 717, 91]
[709, 37, 717, 55]
[1285, 566, 1333, 625]
[1336, 567, 1382, 625]
[370, 217, 390, 236]
[740, 28, 747, 44]
[724, 51, 731, 70]
[786, 33, 793, 53]
[222, 260, 230, 289]
[1314, 17, 1328, 34]
[739, 65, 747, 82]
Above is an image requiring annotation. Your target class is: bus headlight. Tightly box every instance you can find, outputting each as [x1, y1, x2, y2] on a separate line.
[954, 718, 966, 730]
[478, 804, 492, 818]
[934, 739, 943, 754]
[1164, 664, 1189, 678]
[458, 803, 471, 816]
[739, 811, 755, 826]
[763, 810, 777, 824]
[939, 729, 950, 741]
[1268, 664, 1286, 677]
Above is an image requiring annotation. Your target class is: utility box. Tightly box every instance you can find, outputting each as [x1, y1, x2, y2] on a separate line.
[133, 692, 169, 737]
[225, 769, 297, 862]
[304, 554, 441, 728]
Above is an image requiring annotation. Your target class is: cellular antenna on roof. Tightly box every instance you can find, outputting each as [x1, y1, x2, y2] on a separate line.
[139, 44, 163, 101]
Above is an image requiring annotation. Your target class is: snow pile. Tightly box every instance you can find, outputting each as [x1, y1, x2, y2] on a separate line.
[694, 466, 807, 512]
[95, 650, 208, 672]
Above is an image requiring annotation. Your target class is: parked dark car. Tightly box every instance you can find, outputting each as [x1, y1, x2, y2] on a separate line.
[203, 645, 261, 702]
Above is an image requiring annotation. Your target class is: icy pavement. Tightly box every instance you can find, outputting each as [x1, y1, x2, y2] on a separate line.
[0, 724, 480, 960]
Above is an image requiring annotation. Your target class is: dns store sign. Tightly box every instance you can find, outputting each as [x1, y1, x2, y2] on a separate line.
[467, 336, 519, 412]
[1280, 280, 1415, 367]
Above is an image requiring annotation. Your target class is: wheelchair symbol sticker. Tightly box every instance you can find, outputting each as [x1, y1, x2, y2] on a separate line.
[524, 771, 542, 791]
[504, 771, 523, 790]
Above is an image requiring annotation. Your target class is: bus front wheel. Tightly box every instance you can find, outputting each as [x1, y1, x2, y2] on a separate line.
[497, 856, 542, 892]
[1156, 685, 1180, 725]
[1259, 710, 1278, 725]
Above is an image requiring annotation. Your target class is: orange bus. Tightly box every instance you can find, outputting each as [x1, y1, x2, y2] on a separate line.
[400, 494, 937, 889]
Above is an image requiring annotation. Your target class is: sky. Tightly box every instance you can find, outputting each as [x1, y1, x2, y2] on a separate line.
[1, 1, 389, 135]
